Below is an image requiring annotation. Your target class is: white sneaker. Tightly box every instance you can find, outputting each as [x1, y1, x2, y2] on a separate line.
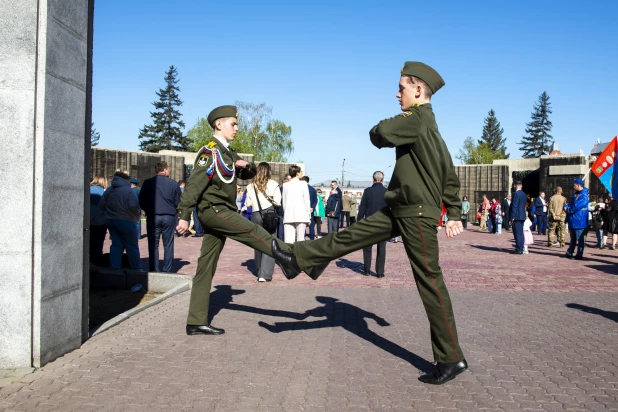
[258, 277, 266, 282]
[523, 250, 529, 254]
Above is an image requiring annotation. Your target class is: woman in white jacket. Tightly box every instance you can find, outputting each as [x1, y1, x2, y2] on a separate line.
[245, 162, 281, 282]
[281, 165, 311, 243]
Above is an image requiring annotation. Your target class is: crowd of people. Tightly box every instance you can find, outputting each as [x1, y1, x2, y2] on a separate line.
[89, 161, 386, 279]
[89, 161, 183, 275]
[461, 178, 611, 260]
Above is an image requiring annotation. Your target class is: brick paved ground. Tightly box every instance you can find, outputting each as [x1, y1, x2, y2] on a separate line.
[120, 225, 618, 292]
[2, 227, 617, 411]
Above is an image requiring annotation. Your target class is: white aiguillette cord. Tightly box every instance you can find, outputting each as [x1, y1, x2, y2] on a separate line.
[212, 148, 236, 184]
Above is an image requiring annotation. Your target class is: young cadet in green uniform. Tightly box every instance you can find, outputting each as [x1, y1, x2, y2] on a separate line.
[272, 62, 468, 385]
[176, 105, 293, 336]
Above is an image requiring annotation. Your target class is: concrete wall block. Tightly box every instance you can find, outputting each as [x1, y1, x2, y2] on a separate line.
[47, 0, 89, 40]
[0, 253, 33, 369]
[0, 2, 37, 90]
[0, 1, 38, 369]
[35, 287, 82, 367]
[44, 74, 86, 138]
[0, 91, 35, 248]
[45, 17, 87, 90]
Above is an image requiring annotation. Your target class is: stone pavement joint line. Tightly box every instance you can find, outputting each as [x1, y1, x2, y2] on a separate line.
[1, 287, 617, 411]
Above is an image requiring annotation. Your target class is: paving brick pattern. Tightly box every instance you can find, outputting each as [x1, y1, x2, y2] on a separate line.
[1, 289, 617, 411]
[1, 226, 616, 411]
[121, 226, 618, 292]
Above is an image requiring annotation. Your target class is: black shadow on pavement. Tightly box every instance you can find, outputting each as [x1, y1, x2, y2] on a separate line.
[258, 296, 434, 372]
[335, 258, 366, 275]
[566, 303, 618, 323]
[240, 259, 258, 276]
[528, 250, 618, 265]
[209, 285, 303, 323]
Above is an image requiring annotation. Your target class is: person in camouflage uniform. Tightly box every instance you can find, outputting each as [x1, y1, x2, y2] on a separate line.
[548, 186, 567, 247]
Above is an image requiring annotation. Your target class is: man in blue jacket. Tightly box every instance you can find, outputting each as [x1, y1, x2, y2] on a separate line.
[509, 181, 527, 254]
[564, 178, 590, 260]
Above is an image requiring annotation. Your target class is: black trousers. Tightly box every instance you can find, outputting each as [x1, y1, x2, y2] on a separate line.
[146, 215, 176, 272]
[502, 215, 510, 230]
[363, 240, 386, 275]
[89, 224, 107, 264]
[340, 211, 350, 227]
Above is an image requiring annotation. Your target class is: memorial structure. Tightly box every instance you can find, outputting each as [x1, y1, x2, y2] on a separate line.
[0, 1, 93, 369]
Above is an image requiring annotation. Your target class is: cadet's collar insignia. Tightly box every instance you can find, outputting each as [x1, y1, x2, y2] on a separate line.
[206, 141, 217, 149]
[399, 103, 421, 117]
[197, 154, 209, 167]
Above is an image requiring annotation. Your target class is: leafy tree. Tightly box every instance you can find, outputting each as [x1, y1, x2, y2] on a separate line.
[519, 91, 553, 158]
[479, 109, 508, 159]
[138, 65, 188, 152]
[91, 122, 100, 147]
[188, 101, 294, 161]
[456, 136, 497, 165]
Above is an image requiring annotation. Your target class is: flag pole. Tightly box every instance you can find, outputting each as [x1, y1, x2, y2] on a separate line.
[583, 168, 591, 180]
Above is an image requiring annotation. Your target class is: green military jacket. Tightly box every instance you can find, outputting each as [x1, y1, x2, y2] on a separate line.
[177, 139, 256, 221]
[369, 103, 461, 222]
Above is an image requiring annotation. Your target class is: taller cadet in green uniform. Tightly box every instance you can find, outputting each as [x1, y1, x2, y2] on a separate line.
[176, 105, 293, 336]
[272, 62, 468, 385]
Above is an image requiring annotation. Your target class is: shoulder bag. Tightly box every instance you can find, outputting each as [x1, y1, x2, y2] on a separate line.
[255, 183, 279, 234]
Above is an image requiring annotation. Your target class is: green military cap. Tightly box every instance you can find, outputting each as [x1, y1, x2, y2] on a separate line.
[400, 62, 445, 94]
[207, 105, 238, 126]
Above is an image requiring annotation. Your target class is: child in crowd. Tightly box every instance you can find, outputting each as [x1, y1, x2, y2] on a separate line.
[523, 217, 534, 254]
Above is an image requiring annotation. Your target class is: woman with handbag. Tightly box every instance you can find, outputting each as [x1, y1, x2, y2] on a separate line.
[245, 162, 282, 282]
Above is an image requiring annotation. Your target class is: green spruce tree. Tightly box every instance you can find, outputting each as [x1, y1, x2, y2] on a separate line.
[519, 91, 553, 158]
[138, 65, 188, 152]
[91, 122, 100, 147]
[478, 109, 508, 159]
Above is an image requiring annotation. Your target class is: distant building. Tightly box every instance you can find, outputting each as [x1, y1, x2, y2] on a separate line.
[591, 138, 610, 157]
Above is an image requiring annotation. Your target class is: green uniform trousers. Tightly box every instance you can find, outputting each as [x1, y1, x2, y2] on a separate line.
[294, 207, 464, 364]
[187, 206, 290, 326]
[548, 219, 566, 246]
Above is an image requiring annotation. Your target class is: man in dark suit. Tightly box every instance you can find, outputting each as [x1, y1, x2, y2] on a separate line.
[501, 195, 511, 231]
[509, 181, 527, 254]
[139, 161, 182, 272]
[358, 171, 388, 278]
[534, 192, 548, 235]
[302, 176, 318, 240]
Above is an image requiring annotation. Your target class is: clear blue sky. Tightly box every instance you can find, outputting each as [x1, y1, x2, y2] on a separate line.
[93, 0, 618, 183]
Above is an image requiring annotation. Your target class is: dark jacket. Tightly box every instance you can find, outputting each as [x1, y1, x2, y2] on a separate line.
[358, 182, 387, 220]
[326, 194, 342, 219]
[534, 197, 547, 215]
[565, 187, 589, 229]
[510, 190, 527, 221]
[99, 176, 141, 222]
[308, 185, 318, 212]
[177, 140, 256, 221]
[369, 103, 461, 223]
[501, 198, 510, 220]
[139, 174, 182, 217]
